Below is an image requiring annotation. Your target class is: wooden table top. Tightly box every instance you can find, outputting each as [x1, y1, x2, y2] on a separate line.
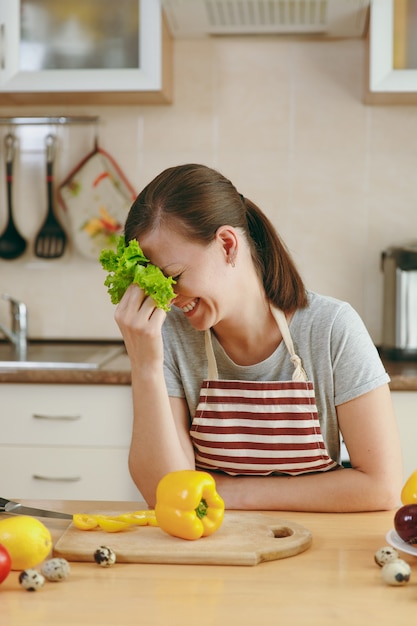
[1, 500, 415, 626]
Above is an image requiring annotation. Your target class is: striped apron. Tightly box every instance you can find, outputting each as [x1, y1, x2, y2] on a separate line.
[190, 307, 338, 476]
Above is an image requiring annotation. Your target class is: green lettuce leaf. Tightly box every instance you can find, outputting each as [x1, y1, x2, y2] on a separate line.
[99, 235, 176, 311]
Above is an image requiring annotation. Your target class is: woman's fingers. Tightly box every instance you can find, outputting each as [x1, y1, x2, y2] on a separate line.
[114, 284, 167, 337]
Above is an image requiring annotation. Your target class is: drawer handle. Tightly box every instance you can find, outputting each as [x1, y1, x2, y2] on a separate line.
[32, 413, 81, 421]
[32, 474, 81, 482]
[0, 24, 5, 71]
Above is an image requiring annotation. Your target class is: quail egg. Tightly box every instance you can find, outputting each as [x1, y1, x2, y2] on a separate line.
[381, 558, 411, 586]
[19, 569, 45, 591]
[94, 545, 116, 567]
[374, 546, 400, 567]
[41, 558, 71, 582]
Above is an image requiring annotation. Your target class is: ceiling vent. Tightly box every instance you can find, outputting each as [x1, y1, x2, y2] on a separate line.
[161, 0, 370, 38]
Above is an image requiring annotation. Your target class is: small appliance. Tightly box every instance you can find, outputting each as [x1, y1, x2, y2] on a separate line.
[381, 245, 417, 360]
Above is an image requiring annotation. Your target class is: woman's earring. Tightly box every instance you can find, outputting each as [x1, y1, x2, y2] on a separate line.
[229, 252, 236, 268]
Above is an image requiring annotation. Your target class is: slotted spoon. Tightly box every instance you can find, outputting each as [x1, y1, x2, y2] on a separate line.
[34, 134, 67, 259]
[0, 134, 27, 260]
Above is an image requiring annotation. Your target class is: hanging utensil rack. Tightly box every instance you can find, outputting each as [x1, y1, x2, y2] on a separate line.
[0, 116, 99, 126]
[0, 117, 100, 261]
[0, 116, 100, 149]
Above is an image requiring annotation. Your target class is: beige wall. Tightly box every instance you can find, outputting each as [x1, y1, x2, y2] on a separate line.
[0, 36, 416, 341]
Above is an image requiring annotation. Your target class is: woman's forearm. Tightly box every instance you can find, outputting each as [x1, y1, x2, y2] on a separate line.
[212, 466, 401, 513]
[128, 367, 194, 505]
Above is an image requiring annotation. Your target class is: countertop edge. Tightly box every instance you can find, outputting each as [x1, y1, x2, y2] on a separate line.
[1, 356, 417, 391]
[0, 368, 132, 385]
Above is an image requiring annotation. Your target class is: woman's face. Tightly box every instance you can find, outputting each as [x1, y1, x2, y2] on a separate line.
[139, 224, 237, 331]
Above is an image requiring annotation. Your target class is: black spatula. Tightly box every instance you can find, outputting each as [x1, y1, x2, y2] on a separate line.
[34, 134, 67, 259]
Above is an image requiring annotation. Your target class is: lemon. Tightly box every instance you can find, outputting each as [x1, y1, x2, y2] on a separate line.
[0, 516, 52, 570]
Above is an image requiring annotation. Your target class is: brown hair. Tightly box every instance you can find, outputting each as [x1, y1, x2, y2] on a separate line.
[124, 164, 307, 311]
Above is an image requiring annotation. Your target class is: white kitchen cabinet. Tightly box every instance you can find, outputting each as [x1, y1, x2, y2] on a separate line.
[0, 383, 143, 501]
[366, 0, 417, 104]
[391, 391, 417, 482]
[0, 0, 172, 105]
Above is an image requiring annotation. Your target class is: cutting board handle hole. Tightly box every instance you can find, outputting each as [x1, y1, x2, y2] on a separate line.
[273, 527, 293, 539]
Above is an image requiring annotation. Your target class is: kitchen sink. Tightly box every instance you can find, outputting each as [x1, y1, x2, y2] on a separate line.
[0, 340, 126, 371]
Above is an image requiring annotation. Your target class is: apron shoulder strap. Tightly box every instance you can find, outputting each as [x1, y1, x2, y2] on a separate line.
[205, 329, 219, 379]
[270, 308, 308, 382]
[205, 308, 307, 382]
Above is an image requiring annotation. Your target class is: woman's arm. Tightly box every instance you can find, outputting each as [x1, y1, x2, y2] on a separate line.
[129, 395, 195, 506]
[117, 286, 403, 511]
[114, 285, 195, 505]
[209, 385, 403, 512]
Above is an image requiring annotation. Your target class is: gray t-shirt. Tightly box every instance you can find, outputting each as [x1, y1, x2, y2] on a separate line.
[161, 291, 389, 463]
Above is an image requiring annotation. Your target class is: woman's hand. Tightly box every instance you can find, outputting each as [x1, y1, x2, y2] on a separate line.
[114, 284, 167, 370]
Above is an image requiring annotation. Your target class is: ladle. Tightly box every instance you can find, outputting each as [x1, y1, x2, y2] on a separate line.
[0, 134, 27, 260]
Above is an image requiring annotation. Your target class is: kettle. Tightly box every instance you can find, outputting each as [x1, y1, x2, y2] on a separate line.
[381, 245, 417, 360]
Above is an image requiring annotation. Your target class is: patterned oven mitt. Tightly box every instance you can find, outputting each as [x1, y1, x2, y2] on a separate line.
[58, 148, 136, 261]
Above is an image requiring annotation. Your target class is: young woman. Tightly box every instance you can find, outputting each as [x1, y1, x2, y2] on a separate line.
[115, 163, 402, 512]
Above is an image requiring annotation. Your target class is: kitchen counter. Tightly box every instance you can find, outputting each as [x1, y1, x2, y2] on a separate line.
[1, 499, 415, 625]
[382, 358, 417, 391]
[1, 350, 417, 390]
[0, 350, 132, 385]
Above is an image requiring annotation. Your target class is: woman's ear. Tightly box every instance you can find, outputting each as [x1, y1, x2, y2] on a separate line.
[216, 226, 238, 267]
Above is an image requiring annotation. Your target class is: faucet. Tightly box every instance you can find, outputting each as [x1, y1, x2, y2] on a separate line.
[0, 293, 28, 360]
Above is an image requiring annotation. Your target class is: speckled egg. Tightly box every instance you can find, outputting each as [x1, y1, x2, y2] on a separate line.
[41, 558, 71, 582]
[381, 558, 411, 586]
[374, 546, 400, 567]
[19, 569, 45, 591]
[94, 546, 116, 567]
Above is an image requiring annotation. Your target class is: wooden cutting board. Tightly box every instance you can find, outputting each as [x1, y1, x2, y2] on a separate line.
[53, 512, 312, 566]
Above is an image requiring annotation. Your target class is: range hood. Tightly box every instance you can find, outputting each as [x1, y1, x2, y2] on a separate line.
[161, 0, 370, 38]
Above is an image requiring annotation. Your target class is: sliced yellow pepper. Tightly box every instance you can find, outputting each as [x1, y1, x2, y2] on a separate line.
[155, 470, 225, 541]
[96, 518, 131, 533]
[72, 510, 157, 532]
[115, 511, 158, 526]
[73, 514, 100, 530]
[142, 509, 158, 524]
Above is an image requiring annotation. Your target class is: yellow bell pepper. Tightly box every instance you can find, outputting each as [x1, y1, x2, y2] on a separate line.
[155, 470, 225, 541]
[401, 469, 417, 505]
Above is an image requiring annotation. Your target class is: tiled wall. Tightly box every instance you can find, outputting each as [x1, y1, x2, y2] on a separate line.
[0, 36, 416, 342]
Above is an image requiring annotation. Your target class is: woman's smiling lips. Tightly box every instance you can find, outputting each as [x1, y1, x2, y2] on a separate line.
[181, 298, 199, 314]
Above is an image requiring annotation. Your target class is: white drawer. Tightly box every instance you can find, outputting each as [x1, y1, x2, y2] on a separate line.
[1, 384, 133, 446]
[0, 445, 142, 501]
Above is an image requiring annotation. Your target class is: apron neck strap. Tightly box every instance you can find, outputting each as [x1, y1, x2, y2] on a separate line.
[205, 330, 219, 379]
[270, 308, 307, 382]
[205, 307, 307, 382]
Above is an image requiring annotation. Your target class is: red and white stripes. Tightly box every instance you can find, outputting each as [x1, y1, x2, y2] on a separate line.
[190, 380, 338, 476]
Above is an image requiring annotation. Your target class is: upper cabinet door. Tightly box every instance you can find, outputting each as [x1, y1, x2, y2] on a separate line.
[0, 0, 172, 105]
[366, 0, 417, 104]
